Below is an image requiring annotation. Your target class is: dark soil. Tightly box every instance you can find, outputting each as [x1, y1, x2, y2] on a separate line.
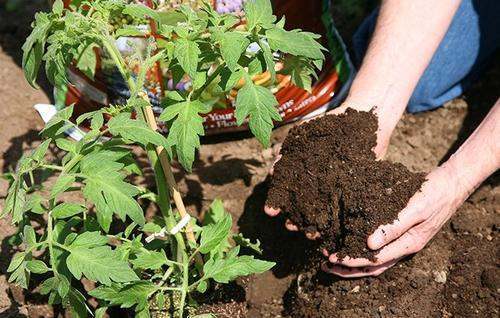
[267, 109, 426, 260]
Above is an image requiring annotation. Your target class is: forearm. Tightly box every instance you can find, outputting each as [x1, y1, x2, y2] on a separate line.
[344, 0, 461, 153]
[442, 98, 500, 198]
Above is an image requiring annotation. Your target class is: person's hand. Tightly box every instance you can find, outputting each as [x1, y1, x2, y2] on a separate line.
[264, 102, 391, 239]
[322, 163, 469, 277]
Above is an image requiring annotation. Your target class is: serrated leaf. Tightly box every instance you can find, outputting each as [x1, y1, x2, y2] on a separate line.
[233, 233, 263, 254]
[219, 67, 243, 91]
[51, 174, 75, 198]
[244, 0, 276, 31]
[159, 100, 210, 171]
[52, 0, 63, 15]
[265, 28, 324, 60]
[89, 281, 158, 309]
[52, 202, 85, 219]
[76, 43, 97, 80]
[123, 3, 161, 21]
[174, 38, 200, 79]
[67, 246, 138, 285]
[81, 155, 145, 227]
[7, 252, 26, 273]
[68, 231, 108, 249]
[235, 81, 281, 147]
[107, 113, 170, 150]
[68, 288, 91, 318]
[131, 250, 167, 270]
[203, 199, 225, 225]
[218, 32, 250, 71]
[26, 260, 49, 274]
[22, 13, 51, 88]
[116, 25, 145, 38]
[32, 139, 51, 162]
[200, 213, 232, 254]
[57, 274, 70, 298]
[203, 255, 275, 283]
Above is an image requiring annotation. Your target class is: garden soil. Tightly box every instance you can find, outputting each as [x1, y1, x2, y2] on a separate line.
[266, 109, 427, 260]
[0, 2, 498, 317]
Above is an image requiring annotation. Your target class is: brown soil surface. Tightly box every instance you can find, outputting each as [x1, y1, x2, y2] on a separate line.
[0, 1, 499, 318]
[266, 109, 426, 260]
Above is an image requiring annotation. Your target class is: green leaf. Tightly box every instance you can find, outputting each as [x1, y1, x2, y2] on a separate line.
[244, 0, 276, 31]
[7, 252, 26, 273]
[124, 3, 161, 22]
[219, 67, 243, 92]
[233, 233, 263, 254]
[68, 288, 91, 318]
[68, 232, 108, 249]
[131, 250, 168, 270]
[265, 28, 324, 60]
[196, 280, 208, 293]
[57, 274, 70, 298]
[174, 38, 200, 79]
[258, 40, 276, 82]
[159, 100, 210, 171]
[32, 139, 51, 162]
[22, 13, 51, 88]
[235, 81, 281, 147]
[115, 25, 146, 38]
[26, 260, 49, 274]
[107, 113, 170, 150]
[52, 202, 85, 219]
[218, 32, 250, 71]
[67, 246, 138, 285]
[203, 255, 275, 283]
[199, 213, 232, 254]
[23, 225, 37, 247]
[52, 0, 63, 15]
[203, 199, 225, 225]
[76, 43, 97, 80]
[51, 174, 75, 198]
[89, 281, 158, 309]
[81, 154, 145, 228]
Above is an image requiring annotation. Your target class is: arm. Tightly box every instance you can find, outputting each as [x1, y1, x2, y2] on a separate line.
[325, 98, 500, 277]
[337, 0, 462, 157]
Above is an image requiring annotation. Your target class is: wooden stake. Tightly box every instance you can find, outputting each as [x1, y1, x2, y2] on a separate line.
[139, 93, 197, 244]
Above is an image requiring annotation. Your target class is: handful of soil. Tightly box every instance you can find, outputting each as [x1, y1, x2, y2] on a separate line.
[267, 109, 426, 260]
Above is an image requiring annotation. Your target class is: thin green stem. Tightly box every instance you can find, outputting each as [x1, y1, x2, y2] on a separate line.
[179, 252, 189, 318]
[46, 212, 58, 275]
[191, 63, 225, 100]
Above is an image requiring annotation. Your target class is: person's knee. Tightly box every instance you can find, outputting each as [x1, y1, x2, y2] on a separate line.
[408, 81, 463, 113]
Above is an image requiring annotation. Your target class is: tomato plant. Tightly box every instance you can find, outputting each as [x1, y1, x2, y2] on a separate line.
[2, 0, 324, 316]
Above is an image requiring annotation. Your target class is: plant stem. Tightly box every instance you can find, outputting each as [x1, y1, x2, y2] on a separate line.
[179, 252, 189, 318]
[191, 63, 225, 100]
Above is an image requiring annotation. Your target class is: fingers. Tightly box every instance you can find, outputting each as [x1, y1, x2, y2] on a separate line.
[367, 198, 426, 250]
[329, 229, 423, 267]
[285, 219, 299, 231]
[264, 205, 281, 217]
[322, 257, 401, 278]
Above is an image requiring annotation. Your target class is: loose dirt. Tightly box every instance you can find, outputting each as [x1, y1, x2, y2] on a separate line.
[267, 109, 426, 260]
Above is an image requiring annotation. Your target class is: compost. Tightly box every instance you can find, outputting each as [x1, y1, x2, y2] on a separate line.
[267, 109, 426, 260]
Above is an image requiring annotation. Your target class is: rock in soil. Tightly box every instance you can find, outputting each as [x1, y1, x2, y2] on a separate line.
[267, 109, 426, 260]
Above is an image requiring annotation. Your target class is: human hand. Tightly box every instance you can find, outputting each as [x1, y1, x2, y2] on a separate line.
[322, 164, 469, 277]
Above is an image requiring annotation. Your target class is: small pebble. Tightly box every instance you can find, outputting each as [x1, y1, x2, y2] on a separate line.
[486, 235, 493, 241]
[433, 270, 447, 284]
[452, 293, 458, 299]
[351, 285, 360, 293]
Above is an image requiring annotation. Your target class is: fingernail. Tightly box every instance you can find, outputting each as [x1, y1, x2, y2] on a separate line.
[368, 231, 384, 250]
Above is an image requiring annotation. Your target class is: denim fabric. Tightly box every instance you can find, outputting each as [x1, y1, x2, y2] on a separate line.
[351, 0, 500, 113]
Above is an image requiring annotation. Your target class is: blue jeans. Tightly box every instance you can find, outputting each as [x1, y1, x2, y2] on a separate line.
[352, 0, 500, 113]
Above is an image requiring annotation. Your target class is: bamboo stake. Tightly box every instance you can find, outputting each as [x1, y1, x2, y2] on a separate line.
[139, 92, 197, 244]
